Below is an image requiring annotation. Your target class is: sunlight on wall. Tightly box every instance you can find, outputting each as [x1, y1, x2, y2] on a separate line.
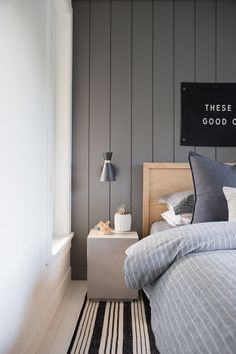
[0, 1, 72, 353]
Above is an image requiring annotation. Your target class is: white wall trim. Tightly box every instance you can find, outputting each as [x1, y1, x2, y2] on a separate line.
[54, 0, 72, 15]
[66, 1, 73, 236]
[46, 232, 74, 265]
[45, 0, 56, 260]
[65, 0, 73, 14]
[22, 266, 71, 354]
[53, 0, 73, 238]
[45, 0, 73, 260]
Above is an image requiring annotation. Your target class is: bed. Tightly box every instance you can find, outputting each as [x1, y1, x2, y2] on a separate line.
[143, 163, 193, 235]
[124, 161, 236, 354]
[142, 162, 193, 236]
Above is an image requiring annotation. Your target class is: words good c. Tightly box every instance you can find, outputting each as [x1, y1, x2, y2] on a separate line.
[202, 118, 236, 126]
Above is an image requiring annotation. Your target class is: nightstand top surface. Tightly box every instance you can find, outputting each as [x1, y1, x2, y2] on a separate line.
[88, 229, 138, 239]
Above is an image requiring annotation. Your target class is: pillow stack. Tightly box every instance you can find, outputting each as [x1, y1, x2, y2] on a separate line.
[159, 190, 194, 226]
[159, 152, 236, 226]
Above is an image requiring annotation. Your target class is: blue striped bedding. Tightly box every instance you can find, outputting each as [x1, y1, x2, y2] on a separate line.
[124, 222, 236, 354]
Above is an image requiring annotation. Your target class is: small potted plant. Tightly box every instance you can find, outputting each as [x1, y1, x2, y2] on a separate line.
[114, 204, 132, 232]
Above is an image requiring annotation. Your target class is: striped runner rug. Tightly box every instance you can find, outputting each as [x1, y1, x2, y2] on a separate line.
[67, 292, 159, 354]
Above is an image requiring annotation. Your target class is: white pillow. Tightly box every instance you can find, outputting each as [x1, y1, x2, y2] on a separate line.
[223, 186, 236, 221]
[161, 210, 192, 226]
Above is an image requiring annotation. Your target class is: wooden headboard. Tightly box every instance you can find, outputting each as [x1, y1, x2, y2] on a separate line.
[142, 162, 193, 237]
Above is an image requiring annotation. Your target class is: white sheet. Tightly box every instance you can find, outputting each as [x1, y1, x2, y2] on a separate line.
[150, 220, 174, 234]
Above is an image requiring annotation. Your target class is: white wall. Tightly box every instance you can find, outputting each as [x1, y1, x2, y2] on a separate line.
[0, 1, 72, 353]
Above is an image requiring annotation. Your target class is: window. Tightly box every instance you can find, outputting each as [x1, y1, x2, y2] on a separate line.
[46, 0, 73, 263]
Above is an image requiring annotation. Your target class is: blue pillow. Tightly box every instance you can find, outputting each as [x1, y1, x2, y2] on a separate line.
[189, 151, 236, 223]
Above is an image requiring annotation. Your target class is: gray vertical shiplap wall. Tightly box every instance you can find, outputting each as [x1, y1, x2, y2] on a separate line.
[216, 0, 236, 162]
[153, 0, 174, 162]
[195, 0, 216, 159]
[110, 1, 132, 222]
[71, 0, 90, 277]
[132, 0, 153, 233]
[89, 0, 110, 231]
[174, 0, 194, 161]
[72, 0, 236, 279]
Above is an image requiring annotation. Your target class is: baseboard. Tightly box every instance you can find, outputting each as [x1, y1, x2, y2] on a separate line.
[22, 267, 71, 354]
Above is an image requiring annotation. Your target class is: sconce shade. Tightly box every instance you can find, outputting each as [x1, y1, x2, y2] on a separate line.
[103, 152, 112, 161]
[100, 152, 116, 182]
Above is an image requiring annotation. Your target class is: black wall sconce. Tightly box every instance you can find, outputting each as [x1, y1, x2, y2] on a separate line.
[100, 152, 116, 182]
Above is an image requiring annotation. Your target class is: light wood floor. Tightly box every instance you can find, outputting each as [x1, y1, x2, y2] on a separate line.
[37, 281, 87, 354]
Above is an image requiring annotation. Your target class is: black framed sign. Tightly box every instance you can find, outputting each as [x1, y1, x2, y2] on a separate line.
[181, 82, 236, 147]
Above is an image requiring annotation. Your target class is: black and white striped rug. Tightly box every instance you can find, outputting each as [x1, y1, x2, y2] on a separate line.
[67, 292, 159, 354]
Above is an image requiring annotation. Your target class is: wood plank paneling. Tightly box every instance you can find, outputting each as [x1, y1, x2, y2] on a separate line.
[174, 0, 194, 161]
[216, 0, 236, 162]
[110, 0, 131, 224]
[195, 0, 216, 160]
[89, 0, 110, 229]
[72, 0, 236, 279]
[132, 0, 152, 235]
[71, 1, 89, 279]
[153, 0, 174, 162]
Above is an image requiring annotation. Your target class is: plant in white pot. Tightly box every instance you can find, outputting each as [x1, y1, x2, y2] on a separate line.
[114, 204, 132, 232]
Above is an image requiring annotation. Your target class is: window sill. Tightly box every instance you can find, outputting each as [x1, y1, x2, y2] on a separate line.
[45, 232, 74, 265]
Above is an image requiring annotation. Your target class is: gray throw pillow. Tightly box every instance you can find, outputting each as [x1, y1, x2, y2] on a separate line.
[189, 151, 236, 223]
[159, 190, 194, 215]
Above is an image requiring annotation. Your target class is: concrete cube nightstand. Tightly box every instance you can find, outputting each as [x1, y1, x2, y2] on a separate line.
[87, 229, 139, 300]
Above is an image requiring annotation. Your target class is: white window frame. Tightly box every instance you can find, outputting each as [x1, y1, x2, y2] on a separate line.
[45, 0, 73, 264]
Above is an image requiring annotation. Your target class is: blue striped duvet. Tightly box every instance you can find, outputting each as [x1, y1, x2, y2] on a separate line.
[124, 222, 236, 354]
